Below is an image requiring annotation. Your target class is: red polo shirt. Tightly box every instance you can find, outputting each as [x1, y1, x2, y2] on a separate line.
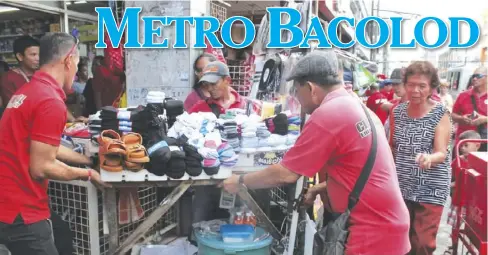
[381, 89, 394, 101]
[0, 69, 30, 105]
[452, 89, 488, 140]
[366, 91, 389, 124]
[281, 88, 410, 255]
[0, 71, 67, 224]
[189, 89, 246, 114]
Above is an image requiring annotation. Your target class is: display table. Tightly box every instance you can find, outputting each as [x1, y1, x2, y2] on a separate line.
[102, 167, 286, 255]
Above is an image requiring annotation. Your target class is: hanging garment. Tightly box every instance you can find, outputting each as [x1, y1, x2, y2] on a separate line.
[257, 55, 282, 101]
[205, 37, 226, 64]
[253, 14, 269, 56]
[104, 29, 124, 73]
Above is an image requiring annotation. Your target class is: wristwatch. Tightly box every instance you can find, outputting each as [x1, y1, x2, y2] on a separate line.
[238, 174, 246, 185]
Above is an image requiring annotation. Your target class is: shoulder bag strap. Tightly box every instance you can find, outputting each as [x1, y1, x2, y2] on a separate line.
[470, 95, 478, 112]
[207, 100, 221, 118]
[348, 103, 378, 210]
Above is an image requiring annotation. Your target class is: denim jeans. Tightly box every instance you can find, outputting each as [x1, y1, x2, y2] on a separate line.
[0, 215, 58, 255]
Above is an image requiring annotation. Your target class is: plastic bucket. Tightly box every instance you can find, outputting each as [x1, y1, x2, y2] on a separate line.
[194, 227, 272, 255]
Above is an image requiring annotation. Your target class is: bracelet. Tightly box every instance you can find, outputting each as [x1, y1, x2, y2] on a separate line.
[87, 170, 92, 181]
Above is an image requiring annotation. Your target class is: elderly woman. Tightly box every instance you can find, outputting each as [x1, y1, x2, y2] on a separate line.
[389, 61, 452, 255]
[439, 80, 453, 112]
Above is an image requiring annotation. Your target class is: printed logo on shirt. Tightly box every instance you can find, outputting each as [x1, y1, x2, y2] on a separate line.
[355, 119, 371, 138]
[375, 98, 387, 104]
[6, 94, 26, 109]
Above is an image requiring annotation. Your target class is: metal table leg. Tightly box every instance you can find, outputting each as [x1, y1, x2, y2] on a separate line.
[114, 180, 193, 255]
[105, 188, 119, 255]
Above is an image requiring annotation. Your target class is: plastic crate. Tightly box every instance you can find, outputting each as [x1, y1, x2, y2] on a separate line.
[48, 181, 177, 255]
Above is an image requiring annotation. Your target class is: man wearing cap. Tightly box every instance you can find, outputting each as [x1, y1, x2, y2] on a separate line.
[189, 61, 246, 115]
[366, 82, 389, 124]
[381, 79, 394, 101]
[381, 68, 408, 137]
[221, 51, 410, 254]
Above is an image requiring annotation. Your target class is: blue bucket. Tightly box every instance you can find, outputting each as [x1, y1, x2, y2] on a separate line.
[194, 226, 273, 255]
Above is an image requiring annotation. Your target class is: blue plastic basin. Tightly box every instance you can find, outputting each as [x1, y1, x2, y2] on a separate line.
[194, 226, 272, 255]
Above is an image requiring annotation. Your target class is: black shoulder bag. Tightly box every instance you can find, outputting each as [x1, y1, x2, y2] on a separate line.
[470, 95, 487, 139]
[313, 104, 378, 255]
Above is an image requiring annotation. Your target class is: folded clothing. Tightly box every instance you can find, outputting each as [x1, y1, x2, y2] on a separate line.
[265, 113, 289, 135]
[267, 134, 287, 147]
[167, 147, 186, 179]
[100, 106, 145, 121]
[164, 98, 184, 117]
[218, 143, 238, 167]
[182, 143, 203, 177]
[146, 140, 171, 176]
[241, 136, 258, 148]
[147, 91, 166, 104]
[203, 166, 220, 175]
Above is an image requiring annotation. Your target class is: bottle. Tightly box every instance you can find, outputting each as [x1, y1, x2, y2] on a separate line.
[245, 212, 257, 227]
[234, 212, 244, 225]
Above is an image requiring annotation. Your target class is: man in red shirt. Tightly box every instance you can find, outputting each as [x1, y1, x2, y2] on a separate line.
[222, 51, 410, 255]
[452, 67, 487, 151]
[0, 33, 108, 255]
[189, 61, 247, 116]
[381, 79, 395, 101]
[366, 83, 389, 124]
[0, 36, 39, 105]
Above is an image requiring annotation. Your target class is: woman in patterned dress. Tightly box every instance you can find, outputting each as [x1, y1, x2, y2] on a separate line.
[389, 61, 452, 255]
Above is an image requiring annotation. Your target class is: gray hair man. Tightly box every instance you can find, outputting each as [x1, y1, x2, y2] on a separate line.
[0, 33, 108, 255]
[221, 51, 410, 254]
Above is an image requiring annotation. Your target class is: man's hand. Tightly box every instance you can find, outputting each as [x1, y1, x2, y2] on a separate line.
[302, 188, 318, 208]
[472, 115, 487, 126]
[460, 114, 474, 125]
[220, 174, 241, 194]
[416, 153, 432, 169]
[89, 170, 112, 189]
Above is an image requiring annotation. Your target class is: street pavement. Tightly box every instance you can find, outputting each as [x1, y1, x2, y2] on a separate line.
[435, 198, 452, 255]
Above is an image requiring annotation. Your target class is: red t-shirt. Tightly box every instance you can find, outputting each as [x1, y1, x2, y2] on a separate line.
[184, 90, 205, 111]
[92, 65, 124, 107]
[381, 89, 394, 101]
[0, 69, 30, 105]
[0, 71, 67, 224]
[452, 89, 488, 141]
[366, 91, 389, 124]
[189, 89, 247, 114]
[281, 88, 410, 255]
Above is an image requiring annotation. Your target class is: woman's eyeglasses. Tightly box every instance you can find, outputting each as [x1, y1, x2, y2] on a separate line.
[472, 73, 486, 79]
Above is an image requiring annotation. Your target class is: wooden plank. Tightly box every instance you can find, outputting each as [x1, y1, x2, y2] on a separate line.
[114, 180, 193, 255]
[110, 179, 220, 188]
[104, 188, 119, 255]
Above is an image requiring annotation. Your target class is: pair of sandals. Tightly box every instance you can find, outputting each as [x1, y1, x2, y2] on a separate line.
[98, 130, 150, 172]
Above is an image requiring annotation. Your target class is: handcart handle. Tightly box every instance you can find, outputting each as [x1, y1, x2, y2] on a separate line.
[455, 139, 488, 169]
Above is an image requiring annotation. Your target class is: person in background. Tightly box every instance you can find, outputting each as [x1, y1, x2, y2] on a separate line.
[389, 61, 452, 255]
[82, 56, 103, 117]
[93, 57, 125, 110]
[189, 61, 248, 115]
[184, 53, 217, 111]
[381, 79, 394, 100]
[366, 82, 388, 124]
[72, 57, 89, 95]
[439, 80, 454, 112]
[446, 130, 481, 255]
[452, 67, 487, 151]
[0, 36, 39, 105]
[0, 32, 108, 255]
[381, 68, 407, 137]
[222, 51, 410, 254]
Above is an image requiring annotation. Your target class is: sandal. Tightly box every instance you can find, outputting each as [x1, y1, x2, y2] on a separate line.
[122, 132, 143, 147]
[100, 154, 124, 172]
[126, 144, 150, 163]
[98, 130, 127, 156]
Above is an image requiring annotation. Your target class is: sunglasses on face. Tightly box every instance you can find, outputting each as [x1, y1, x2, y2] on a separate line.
[472, 73, 486, 79]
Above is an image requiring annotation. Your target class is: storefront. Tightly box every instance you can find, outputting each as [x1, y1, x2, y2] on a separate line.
[0, 0, 102, 69]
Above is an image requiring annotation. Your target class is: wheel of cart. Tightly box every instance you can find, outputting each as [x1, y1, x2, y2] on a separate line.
[452, 139, 488, 255]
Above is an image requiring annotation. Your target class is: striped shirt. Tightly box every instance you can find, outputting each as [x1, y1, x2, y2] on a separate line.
[392, 102, 452, 206]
